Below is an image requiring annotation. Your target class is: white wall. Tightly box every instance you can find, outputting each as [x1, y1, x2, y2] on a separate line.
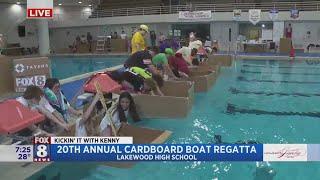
[211, 22, 239, 51]
[0, 4, 26, 35]
[49, 23, 172, 51]
[0, 4, 39, 48]
[290, 22, 320, 50]
[7, 20, 39, 48]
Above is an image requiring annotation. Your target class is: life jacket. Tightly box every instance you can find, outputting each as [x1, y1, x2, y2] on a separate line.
[44, 88, 69, 122]
[83, 72, 121, 93]
[129, 67, 152, 79]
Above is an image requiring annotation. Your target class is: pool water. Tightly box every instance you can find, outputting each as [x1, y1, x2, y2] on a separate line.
[50, 56, 126, 79]
[30, 59, 320, 180]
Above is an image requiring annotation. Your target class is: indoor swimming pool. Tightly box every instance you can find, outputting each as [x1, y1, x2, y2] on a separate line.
[30, 59, 320, 180]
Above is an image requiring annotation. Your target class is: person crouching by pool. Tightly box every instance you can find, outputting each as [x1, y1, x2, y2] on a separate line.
[125, 67, 164, 96]
[108, 67, 164, 96]
[100, 92, 141, 136]
[168, 52, 190, 78]
[43, 78, 82, 122]
[124, 49, 161, 77]
[76, 93, 113, 136]
[176, 47, 198, 65]
[16, 85, 70, 132]
[151, 47, 178, 80]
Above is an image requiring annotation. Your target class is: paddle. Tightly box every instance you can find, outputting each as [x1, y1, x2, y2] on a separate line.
[94, 82, 118, 136]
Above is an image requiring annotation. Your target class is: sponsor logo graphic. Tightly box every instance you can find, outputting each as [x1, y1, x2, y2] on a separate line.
[15, 64, 25, 73]
[16, 75, 46, 87]
[263, 144, 307, 161]
[14, 63, 49, 73]
[265, 147, 306, 158]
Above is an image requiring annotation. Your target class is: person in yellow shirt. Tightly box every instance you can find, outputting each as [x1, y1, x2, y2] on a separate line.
[131, 24, 149, 54]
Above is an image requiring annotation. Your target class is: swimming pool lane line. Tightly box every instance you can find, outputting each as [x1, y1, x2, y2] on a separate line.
[242, 64, 320, 69]
[226, 103, 320, 118]
[237, 76, 320, 84]
[229, 87, 320, 97]
[240, 69, 320, 76]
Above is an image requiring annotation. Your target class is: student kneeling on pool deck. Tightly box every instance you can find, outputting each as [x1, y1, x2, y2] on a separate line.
[100, 92, 141, 136]
[168, 52, 190, 78]
[44, 78, 82, 122]
[16, 85, 70, 132]
[176, 47, 198, 65]
[108, 67, 164, 96]
[122, 72, 164, 96]
[124, 50, 160, 76]
[76, 93, 113, 136]
[151, 47, 178, 80]
[126, 67, 164, 96]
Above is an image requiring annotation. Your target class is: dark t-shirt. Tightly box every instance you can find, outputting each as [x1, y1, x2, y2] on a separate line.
[108, 71, 144, 92]
[122, 71, 144, 91]
[124, 50, 152, 69]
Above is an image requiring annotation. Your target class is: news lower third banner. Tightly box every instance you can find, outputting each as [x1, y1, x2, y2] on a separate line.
[2, 137, 320, 162]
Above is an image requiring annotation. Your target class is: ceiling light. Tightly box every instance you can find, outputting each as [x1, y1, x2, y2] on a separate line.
[78, 1, 82, 4]
[58, 3, 62, 6]
[89, 4, 92, 7]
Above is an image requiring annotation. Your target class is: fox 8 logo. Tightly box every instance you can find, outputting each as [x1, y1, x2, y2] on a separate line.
[34, 144, 50, 162]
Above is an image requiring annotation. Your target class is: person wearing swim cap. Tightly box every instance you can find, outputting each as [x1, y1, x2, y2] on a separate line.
[131, 24, 149, 54]
[152, 47, 177, 80]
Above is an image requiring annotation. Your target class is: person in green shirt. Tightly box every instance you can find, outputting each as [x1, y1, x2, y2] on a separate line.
[152, 48, 177, 80]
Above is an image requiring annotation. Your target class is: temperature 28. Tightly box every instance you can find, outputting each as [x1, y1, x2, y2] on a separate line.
[18, 153, 31, 160]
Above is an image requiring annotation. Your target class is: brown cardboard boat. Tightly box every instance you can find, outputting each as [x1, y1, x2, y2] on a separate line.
[132, 80, 194, 119]
[58, 122, 172, 169]
[103, 124, 172, 168]
[179, 68, 217, 92]
[191, 64, 221, 75]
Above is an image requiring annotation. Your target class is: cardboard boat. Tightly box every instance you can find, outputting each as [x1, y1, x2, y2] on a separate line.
[191, 64, 221, 75]
[132, 80, 194, 119]
[179, 68, 217, 92]
[208, 54, 233, 67]
[103, 124, 172, 168]
[59, 120, 172, 169]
